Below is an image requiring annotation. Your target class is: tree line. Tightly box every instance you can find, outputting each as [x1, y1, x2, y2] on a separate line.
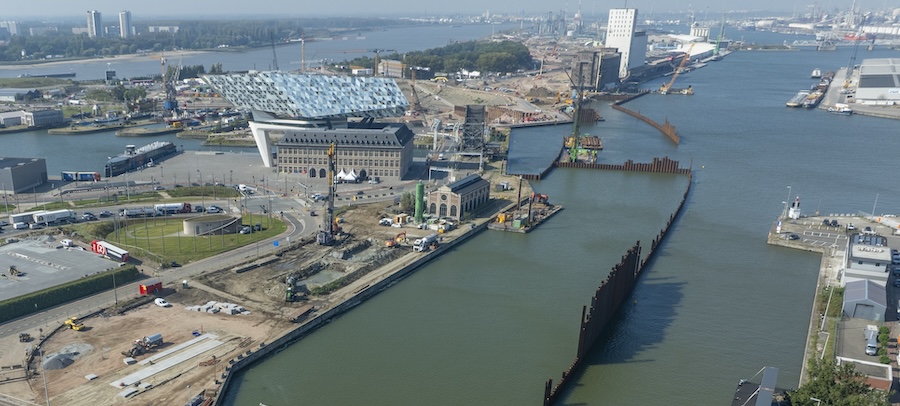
[0, 18, 414, 62]
[341, 40, 533, 76]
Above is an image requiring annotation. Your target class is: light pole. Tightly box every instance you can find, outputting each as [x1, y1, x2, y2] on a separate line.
[872, 193, 879, 217]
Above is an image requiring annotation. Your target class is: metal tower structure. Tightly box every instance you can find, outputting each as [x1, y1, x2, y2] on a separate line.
[461, 105, 485, 152]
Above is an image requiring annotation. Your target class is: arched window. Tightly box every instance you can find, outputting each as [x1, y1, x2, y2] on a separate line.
[309, 167, 317, 178]
[450, 205, 457, 217]
[319, 168, 326, 178]
[439, 203, 447, 217]
[429, 203, 436, 214]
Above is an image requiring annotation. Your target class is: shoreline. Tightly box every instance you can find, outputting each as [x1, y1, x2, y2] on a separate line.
[0, 50, 214, 71]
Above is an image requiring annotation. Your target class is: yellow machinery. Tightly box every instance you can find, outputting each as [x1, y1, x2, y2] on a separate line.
[65, 317, 85, 331]
[660, 43, 695, 95]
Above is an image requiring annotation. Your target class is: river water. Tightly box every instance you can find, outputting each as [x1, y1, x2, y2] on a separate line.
[220, 44, 900, 405]
[3, 24, 899, 405]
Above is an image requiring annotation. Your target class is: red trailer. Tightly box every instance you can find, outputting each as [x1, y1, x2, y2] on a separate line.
[139, 280, 163, 295]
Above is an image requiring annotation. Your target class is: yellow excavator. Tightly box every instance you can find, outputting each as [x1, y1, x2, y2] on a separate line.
[660, 43, 695, 95]
[65, 317, 85, 331]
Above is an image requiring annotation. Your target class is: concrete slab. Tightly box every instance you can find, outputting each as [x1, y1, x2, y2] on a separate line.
[110, 338, 224, 388]
[0, 239, 120, 301]
[138, 333, 217, 365]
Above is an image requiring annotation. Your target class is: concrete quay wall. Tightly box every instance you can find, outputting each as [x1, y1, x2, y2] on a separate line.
[212, 220, 491, 405]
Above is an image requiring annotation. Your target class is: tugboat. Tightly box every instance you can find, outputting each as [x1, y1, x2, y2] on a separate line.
[827, 103, 853, 115]
[810, 68, 822, 78]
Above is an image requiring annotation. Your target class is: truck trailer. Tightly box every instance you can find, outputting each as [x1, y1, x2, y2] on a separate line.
[120, 207, 154, 218]
[33, 209, 75, 224]
[154, 202, 192, 215]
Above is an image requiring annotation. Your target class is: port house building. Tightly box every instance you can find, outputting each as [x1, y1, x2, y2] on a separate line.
[202, 71, 409, 169]
[275, 123, 414, 181]
[426, 174, 490, 221]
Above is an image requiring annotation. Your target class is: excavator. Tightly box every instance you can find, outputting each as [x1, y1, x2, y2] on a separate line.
[527, 193, 550, 226]
[385, 232, 407, 247]
[660, 43, 695, 95]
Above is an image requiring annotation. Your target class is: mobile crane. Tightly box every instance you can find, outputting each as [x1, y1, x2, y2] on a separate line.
[660, 43, 695, 95]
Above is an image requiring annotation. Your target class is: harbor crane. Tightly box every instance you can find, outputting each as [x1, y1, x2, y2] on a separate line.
[660, 43, 695, 95]
[563, 62, 587, 162]
[161, 55, 182, 111]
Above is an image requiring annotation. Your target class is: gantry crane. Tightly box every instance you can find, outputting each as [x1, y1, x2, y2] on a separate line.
[564, 62, 587, 162]
[317, 143, 337, 245]
[660, 43, 694, 95]
[161, 55, 182, 111]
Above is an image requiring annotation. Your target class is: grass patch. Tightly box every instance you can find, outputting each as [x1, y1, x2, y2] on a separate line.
[166, 185, 240, 199]
[31, 201, 74, 211]
[0, 204, 17, 214]
[0, 77, 72, 88]
[69, 191, 162, 208]
[103, 213, 287, 265]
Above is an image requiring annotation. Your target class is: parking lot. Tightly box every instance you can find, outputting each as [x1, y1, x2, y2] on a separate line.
[0, 237, 120, 301]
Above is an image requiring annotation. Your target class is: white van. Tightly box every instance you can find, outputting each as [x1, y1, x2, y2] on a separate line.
[866, 336, 878, 355]
[13, 222, 27, 230]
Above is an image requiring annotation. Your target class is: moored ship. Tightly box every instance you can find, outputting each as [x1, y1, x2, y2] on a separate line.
[786, 90, 809, 107]
[104, 141, 176, 177]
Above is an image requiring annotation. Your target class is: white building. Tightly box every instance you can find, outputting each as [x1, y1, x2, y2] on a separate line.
[606, 8, 646, 80]
[119, 11, 132, 39]
[0, 21, 19, 36]
[86, 10, 102, 39]
[854, 58, 900, 106]
[203, 71, 410, 168]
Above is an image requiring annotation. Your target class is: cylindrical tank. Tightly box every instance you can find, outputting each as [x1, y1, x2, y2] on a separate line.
[414, 181, 425, 223]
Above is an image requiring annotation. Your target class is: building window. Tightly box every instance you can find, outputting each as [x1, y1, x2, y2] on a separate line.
[450, 206, 457, 217]
[440, 203, 447, 217]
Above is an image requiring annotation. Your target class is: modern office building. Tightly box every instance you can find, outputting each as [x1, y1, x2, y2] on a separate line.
[606, 8, 646, 80]
[119, 11, 132, 38]
[203, 71, 411, 177]
[86, 10, 102, 38]
[0, 21, 18, 36]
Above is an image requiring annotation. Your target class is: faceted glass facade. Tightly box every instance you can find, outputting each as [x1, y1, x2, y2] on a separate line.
[203, 72, 409, 119]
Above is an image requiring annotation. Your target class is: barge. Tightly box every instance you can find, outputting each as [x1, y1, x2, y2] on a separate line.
[104, 141, 176, 177]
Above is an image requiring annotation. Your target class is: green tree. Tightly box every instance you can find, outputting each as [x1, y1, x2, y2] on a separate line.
[789, 358, 890, 405]
[400, 192, 415, 212]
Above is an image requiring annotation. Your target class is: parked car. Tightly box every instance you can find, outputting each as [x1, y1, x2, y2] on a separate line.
[847, 223, 856, 231]
[154, 298, 171, 307]
[830, 219, 838, 227]
[240, 226, 251, 234]
[788, 233, 800, 240]
[153, 185, 165, 191]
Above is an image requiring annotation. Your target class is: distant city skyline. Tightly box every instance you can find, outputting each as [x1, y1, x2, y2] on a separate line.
[0, 0, 893, 20]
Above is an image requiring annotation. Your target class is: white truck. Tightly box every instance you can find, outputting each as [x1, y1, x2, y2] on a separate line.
[32, 209, 75, 224]
[413, 233, 439, 252]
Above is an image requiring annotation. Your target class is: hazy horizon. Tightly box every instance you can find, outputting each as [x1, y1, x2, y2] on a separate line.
[1, 0, 893, 21]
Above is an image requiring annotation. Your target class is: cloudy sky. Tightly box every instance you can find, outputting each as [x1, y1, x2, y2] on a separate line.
[2, 0, 891, 19]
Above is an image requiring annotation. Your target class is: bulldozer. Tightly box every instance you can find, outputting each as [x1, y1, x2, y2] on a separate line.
[64, 317, 85, 331]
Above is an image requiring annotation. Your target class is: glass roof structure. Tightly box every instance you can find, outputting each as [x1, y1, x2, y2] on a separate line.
[203, 71, 409, 120]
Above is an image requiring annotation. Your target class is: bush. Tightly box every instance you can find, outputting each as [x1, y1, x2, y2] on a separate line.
[0, 265, 140, 323]
[880, 355, 891, 364]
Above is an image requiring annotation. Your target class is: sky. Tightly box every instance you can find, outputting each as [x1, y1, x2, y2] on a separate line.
[1, 0, 892, 20]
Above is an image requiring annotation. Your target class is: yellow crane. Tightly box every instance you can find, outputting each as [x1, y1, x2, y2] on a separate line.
[660, 43, 695, 95]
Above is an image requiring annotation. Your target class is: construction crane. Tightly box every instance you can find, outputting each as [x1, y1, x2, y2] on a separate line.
[408, 67, 424, 116]
[161, 55, 182, 111]
[369, 49, 396, 77]
[317, 143, 337, 245]
[563, 62, 587, 162]
[660, 43, 695, 95]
